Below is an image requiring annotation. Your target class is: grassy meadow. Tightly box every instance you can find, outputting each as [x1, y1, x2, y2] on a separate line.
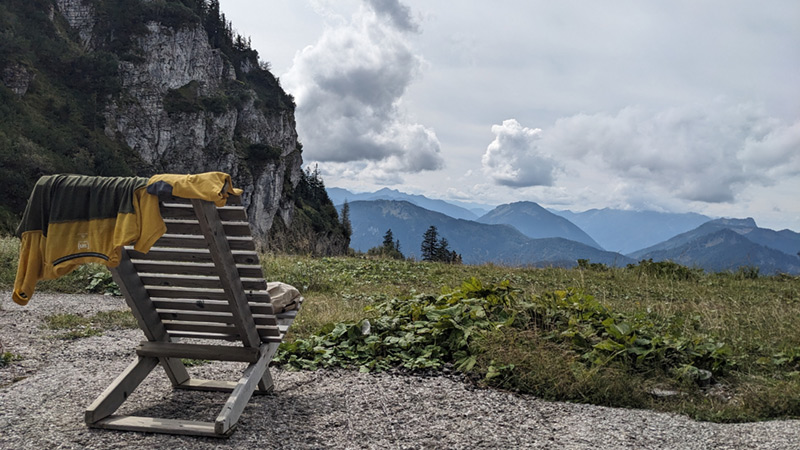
[2, 235, 799, 422]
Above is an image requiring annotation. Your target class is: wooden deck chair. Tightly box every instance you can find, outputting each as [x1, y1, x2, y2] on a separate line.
[84, 193, 301, 438]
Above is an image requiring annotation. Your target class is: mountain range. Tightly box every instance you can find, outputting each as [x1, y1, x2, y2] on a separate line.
[629, 218, 800, 259]
[478, 202, 602, 249]
[328, 187, 482, 220]
[632, 228, 800, 275]
[331, 187, 800, 275]
[344, 200, 631, 267]
[551, 209, 712, 254]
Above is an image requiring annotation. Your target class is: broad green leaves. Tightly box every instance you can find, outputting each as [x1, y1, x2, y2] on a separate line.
[276, 278, 733, 387]
[275, 277, 519, 371]
[523, 288, 733, 381]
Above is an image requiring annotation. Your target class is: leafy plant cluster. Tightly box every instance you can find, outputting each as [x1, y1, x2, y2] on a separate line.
[525, 288, 732, 383]
[275, 278, 518, 372]
[163, 80, 229, 115]
[577, 258, 610, 272]
[244, 142, 283, 164]
[85, 267, 121, 296]
[0, 351, 22, 367]
[758, 346, 800, 372]
[0, 236, 21, 287]
[275, 278, 733, 386]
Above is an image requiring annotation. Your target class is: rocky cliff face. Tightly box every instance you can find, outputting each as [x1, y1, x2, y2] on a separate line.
[50, 0, 338, 252]
[99, 18, 303, 243]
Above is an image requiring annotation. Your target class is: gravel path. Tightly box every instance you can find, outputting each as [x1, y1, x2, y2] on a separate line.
[1, 291, 798, 449]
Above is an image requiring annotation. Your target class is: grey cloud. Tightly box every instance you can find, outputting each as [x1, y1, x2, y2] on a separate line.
[284, 0, 442, 177]
[536, 102, 800, 203]
[366, 0, 419, 32]
[741, 121, 800, 177]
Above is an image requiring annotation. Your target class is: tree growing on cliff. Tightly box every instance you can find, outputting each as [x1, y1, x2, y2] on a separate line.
[340, 200, 352, 239]
[273, 165, 351, 255]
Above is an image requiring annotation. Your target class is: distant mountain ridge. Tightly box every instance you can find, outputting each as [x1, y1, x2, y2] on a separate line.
[328, 187, 480, 220]
[344, 200, 631, 267]
[629, 218, 800, 259]
[478, 202, 602, 249]
[327, 187, 728, 254]
[551, 208, 712, 254]
[632, 228, 800, 275]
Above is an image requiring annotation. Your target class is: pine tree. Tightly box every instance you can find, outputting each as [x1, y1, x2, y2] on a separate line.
[420, 226, 461, 263]
[435, 237, 451, 262]
[382, 228, 395, 250]
[420, 226, 439, 261]
[341, 200, 352, 238]
[204, 0, 222, 47]
[367, 228, 403, 259]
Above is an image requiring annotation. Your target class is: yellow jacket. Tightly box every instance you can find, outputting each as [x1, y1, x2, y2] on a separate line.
[13, 175, 164, 305]
[147, 172, 243, 206]
[13, 172, 243, 305]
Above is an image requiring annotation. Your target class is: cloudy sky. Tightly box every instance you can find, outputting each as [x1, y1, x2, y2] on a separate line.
[219, 0, 800, 231]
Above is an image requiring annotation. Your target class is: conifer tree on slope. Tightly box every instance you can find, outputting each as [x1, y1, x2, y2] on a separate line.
[420, 226, 439, 261]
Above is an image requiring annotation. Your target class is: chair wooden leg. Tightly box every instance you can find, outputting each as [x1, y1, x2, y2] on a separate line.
[214, 343, 279, 435]
[85, 356, 159, 425]
[256, 368, 274, 394]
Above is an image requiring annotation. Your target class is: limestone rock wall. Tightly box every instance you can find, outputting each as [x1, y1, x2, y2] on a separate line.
[53, 0, 305, 246]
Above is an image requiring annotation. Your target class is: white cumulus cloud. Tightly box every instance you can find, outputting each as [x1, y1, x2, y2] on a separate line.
[284, 0, 443, 178]
[481, 119, 559, 187]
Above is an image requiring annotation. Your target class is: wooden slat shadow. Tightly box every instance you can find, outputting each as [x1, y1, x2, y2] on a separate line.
[84, 195, 301, 438]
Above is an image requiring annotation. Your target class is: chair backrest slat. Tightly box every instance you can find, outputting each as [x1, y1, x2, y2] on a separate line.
[167, 331, 283, 343]
[139, 274, 266, 291]
[153, 234, 256, 251]
[160, 203, 248, 222]
[164, 220, 253, 237]
[128, 248, 259, 265]
[150, 298, 274, 315]
[131, 261, 264, 278]
[157, 311, 278, 326]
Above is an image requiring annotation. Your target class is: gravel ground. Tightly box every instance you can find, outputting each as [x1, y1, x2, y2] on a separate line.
[2, 291, 799, 449]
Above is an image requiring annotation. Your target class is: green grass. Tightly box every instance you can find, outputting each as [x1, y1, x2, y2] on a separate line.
[180, 358, 210, 367]
[3, 239, 799, 421]
[0, 236, 21, 289]
[263, 254, 800, 422]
